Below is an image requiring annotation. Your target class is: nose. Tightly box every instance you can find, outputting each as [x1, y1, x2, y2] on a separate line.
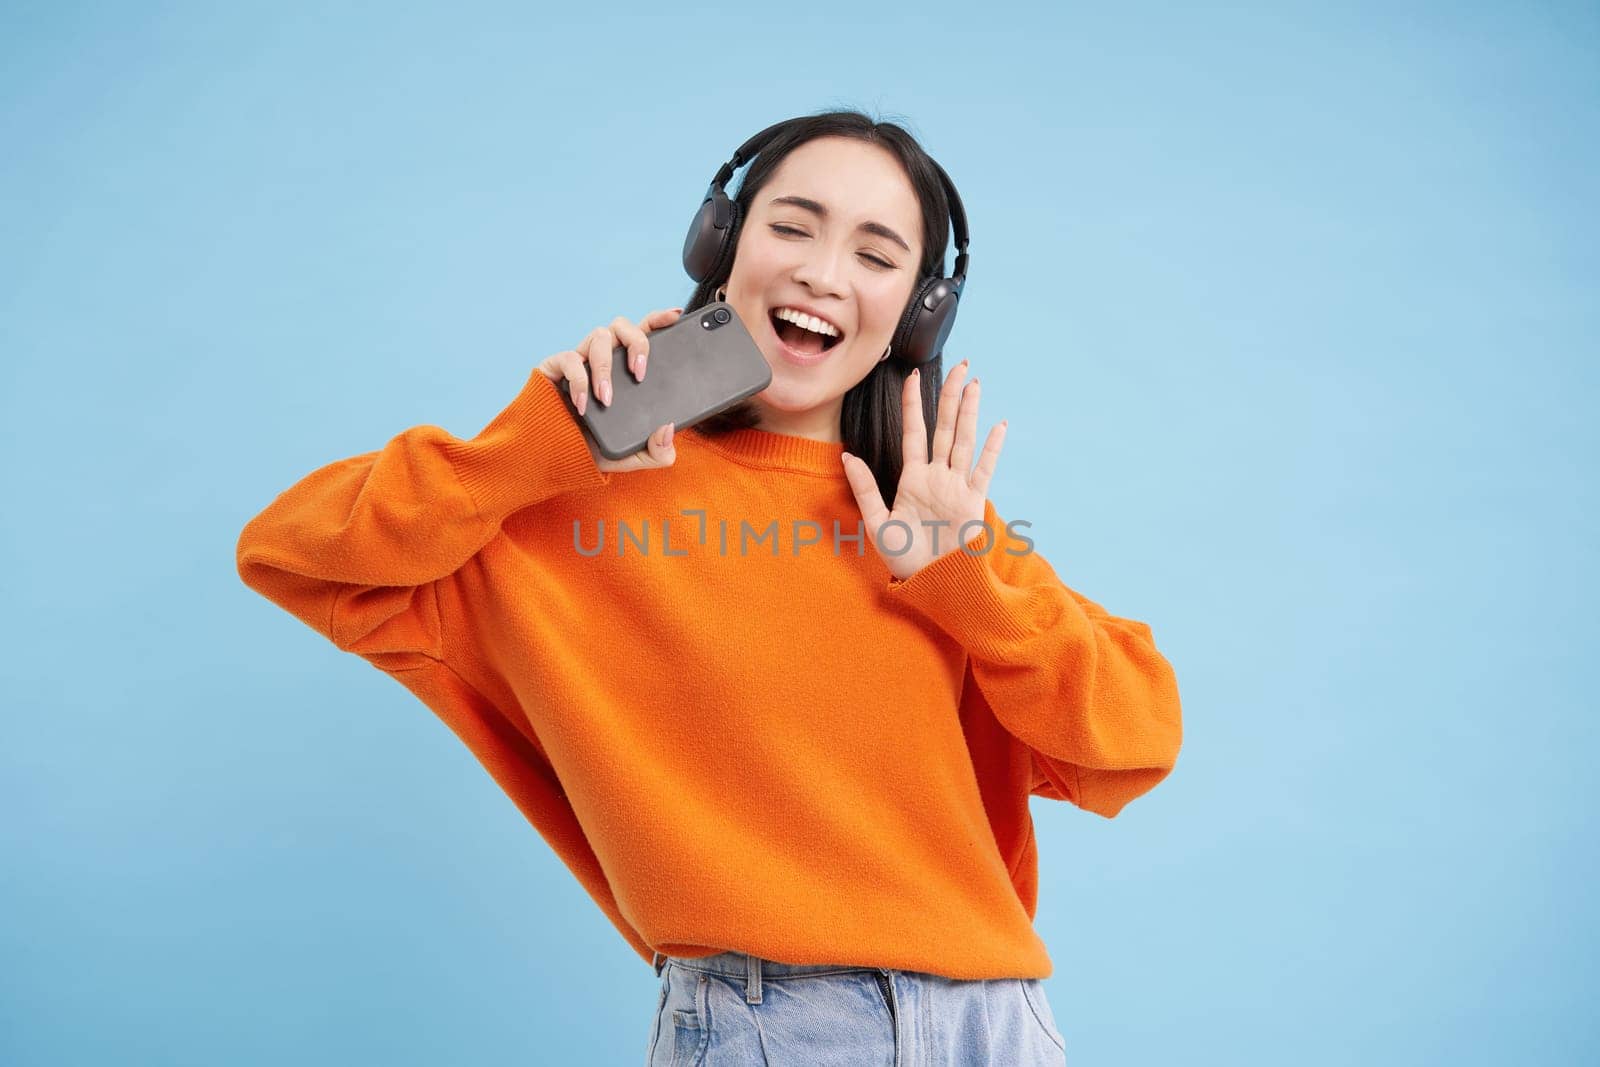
[790, 242, 848, 299]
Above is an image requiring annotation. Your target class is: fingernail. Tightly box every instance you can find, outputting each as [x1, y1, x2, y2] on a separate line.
[600, 380, 612, 406]
[960, 358, 970, 370]
[669, 307, 684, 314]
[577, 390, 586, 415]
[666, 422, 675, 445]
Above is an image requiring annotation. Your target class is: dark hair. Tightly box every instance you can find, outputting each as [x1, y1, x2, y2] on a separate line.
[684, 108, 952, 508]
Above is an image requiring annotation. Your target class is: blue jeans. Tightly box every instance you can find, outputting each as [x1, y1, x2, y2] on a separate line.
[646, 950, 1068, 1065]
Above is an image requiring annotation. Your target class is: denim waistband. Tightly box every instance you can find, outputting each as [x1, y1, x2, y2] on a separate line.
[651, 949, 888, 1004]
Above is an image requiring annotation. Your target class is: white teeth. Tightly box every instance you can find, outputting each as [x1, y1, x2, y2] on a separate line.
[774, 307, 840, 338]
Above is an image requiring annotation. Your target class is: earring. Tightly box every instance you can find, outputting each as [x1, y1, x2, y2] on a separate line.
[879, 343, 892, 363]
[714, 285, 727, 302]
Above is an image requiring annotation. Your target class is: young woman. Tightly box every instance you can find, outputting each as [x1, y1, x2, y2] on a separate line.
[237, 109, 1183, 1065]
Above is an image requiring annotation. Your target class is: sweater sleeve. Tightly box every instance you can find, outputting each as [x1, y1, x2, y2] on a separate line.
[235, 370, 609, 665]
[883, 497, 1183, 819]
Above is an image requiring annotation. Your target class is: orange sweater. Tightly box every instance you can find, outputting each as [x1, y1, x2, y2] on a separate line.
[235, 367, 1183, 980]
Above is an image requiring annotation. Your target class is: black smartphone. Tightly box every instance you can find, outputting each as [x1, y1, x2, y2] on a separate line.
[561, 300, 772, 460]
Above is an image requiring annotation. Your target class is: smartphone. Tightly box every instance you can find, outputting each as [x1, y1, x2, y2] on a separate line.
[561, 300, 773, 460]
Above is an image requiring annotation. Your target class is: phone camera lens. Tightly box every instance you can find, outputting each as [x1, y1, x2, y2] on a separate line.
[713, 308, 731, 324]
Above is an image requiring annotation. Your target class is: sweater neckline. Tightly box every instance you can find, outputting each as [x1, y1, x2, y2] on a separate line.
[686, 424, 847, 476]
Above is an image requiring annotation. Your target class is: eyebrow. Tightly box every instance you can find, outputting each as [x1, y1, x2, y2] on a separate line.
[767, 195, 913, 255]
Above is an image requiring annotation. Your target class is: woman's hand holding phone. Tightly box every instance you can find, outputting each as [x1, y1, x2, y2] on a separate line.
[536, 307, 684, 472]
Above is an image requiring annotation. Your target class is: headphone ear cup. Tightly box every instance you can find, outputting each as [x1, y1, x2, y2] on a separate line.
[911, 277, 961, 367]
[889, 278, 931, 364]
[705, 197, 742, 288]
[682, 189, 741, 283]
[894, 276, 963, 367]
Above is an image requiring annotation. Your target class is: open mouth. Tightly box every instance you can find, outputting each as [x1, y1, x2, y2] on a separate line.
[768, 308, 845, 356]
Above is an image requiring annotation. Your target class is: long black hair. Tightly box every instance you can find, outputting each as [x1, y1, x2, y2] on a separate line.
[684, 108, 953, 509]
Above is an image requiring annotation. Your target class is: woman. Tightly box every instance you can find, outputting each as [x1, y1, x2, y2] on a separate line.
[236, 109, 1183, 1065]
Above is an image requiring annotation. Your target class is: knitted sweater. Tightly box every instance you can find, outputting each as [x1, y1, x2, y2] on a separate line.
[235, 367, 1183, 980]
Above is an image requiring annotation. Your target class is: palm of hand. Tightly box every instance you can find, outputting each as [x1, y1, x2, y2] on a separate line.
[841, 359, 1008, 582]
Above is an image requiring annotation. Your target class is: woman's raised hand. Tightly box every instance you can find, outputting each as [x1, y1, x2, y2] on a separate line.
[536, 307, 684, 473]
[840, 358, 1008, 581]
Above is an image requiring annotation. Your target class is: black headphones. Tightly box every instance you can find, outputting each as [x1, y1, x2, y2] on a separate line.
[682, 117, 971, 369]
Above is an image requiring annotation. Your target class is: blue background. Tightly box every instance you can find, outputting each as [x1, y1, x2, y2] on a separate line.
[3, 2, 1595, 1064]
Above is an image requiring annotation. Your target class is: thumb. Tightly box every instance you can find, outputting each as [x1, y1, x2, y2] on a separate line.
[840, 451, 889, 535]
[643, 421, 676, 467]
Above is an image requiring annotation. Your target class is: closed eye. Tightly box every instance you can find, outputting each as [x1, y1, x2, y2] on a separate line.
[769, 224, 895, 270]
